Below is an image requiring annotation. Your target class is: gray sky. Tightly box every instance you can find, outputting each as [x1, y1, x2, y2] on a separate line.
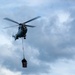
[0, 0, 75, 75]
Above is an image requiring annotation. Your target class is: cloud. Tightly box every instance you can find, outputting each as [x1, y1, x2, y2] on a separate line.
[50, 59, 75, 75]
[0, 32, 14, 57]
[27, 58, 75, 75]
[42, 10, 72, 35]
[0, 66, 21, 75]
[0, 0, 75, 75]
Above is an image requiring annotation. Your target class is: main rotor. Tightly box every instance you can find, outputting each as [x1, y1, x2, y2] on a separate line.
[4, 16, 41, 29]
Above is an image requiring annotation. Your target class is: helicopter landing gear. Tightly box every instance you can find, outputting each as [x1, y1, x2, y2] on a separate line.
[24, 37, 26, 39]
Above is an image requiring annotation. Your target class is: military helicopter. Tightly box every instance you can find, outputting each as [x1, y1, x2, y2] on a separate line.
[4, 16, 40, 40]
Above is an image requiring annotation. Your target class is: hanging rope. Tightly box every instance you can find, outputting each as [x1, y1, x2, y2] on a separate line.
[22, 38, 25, 59]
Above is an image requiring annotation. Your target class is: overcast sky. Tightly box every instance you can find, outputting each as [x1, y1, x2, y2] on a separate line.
[0, 0, 75, 75]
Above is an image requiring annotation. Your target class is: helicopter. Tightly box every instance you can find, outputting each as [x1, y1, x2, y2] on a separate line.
[4, 16, 40, 40]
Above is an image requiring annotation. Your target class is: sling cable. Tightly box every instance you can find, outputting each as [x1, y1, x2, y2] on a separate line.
[21, 38, 27, 68]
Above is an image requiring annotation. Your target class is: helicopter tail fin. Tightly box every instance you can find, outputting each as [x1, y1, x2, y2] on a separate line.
[12, 35, 15, 38]
[12, 35, 18, 40]
[12, 35, 16, 40]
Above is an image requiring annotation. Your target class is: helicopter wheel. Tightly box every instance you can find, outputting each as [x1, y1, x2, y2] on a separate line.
[24, 37, 26, 39]
[24, 35, 26, 39]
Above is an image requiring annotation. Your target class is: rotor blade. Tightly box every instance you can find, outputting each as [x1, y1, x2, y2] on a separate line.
[4, 18, 19, 24]
[24, 16, 41, 24]
[25, 25, 36, 27]
[3, 25, 18, 29]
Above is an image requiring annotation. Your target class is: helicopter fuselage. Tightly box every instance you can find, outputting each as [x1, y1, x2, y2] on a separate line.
[13, 25, 27, 40]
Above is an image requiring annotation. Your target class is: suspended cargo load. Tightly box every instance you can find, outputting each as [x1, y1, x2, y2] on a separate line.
[22, 58, 27, 68]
